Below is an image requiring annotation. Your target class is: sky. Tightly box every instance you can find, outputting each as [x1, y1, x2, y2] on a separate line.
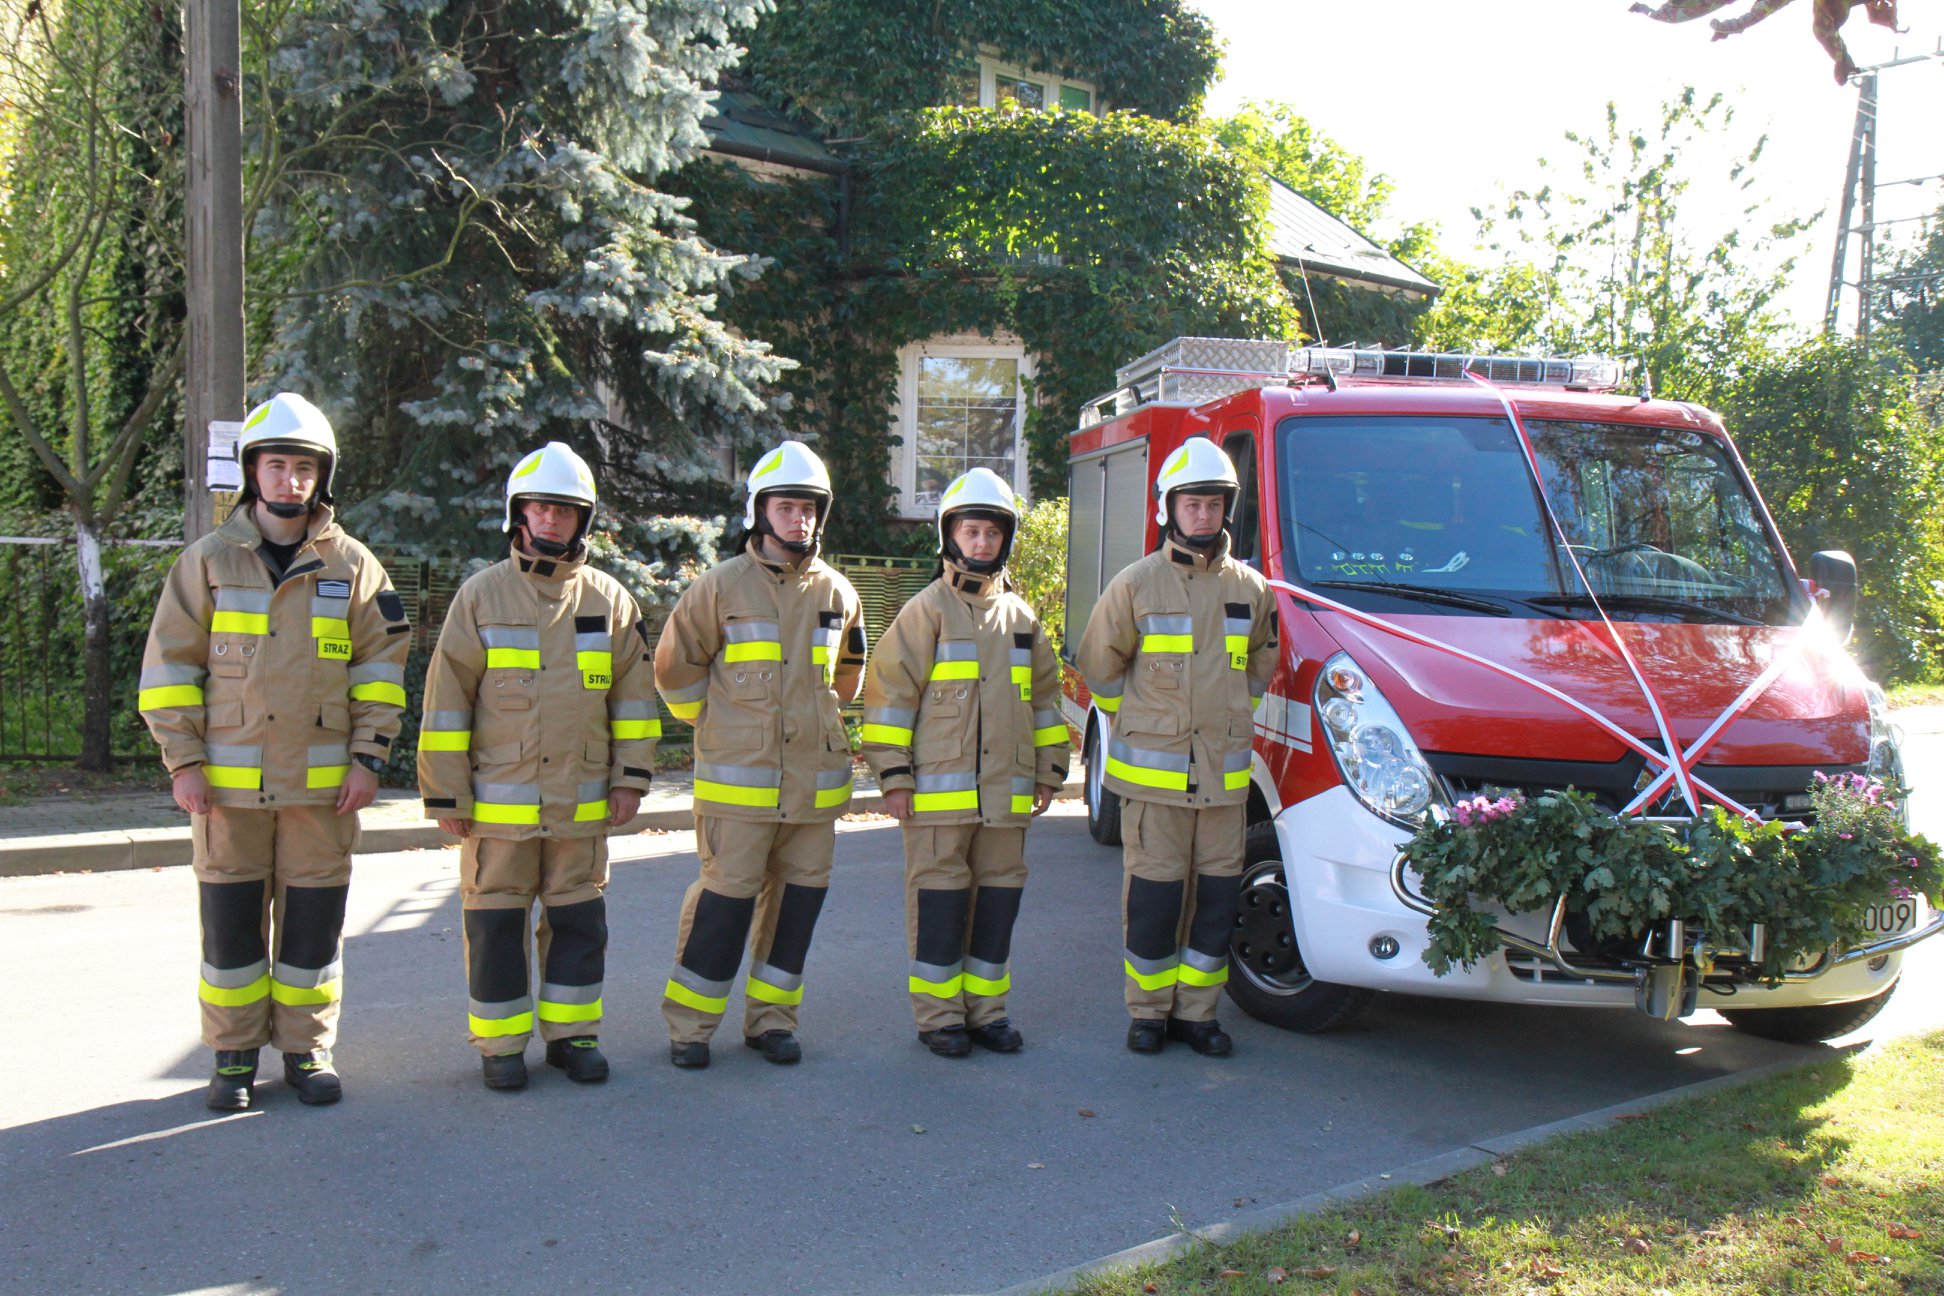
[1194, 0, 1944, 335]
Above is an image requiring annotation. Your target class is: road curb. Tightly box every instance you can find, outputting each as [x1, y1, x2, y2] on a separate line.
[986, 1055, 1819, 1296]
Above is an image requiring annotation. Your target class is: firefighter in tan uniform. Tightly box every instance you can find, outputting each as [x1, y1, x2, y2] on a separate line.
[862, 469, 1068, 1057]
[1075, 439, 1279, 1056]
[140, 393, 410, 1109]
[655, 440, 866, 1069]
[417, 442, 659, 1091]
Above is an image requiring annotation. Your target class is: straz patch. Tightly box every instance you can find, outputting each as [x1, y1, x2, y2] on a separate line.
[316, 579, 351, 599]
[317, 638, 353, 660]
[581, 667, 612, 690]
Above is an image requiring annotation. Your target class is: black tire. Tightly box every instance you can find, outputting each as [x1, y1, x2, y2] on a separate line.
[1226, 821, 1374, 1032]
[1719, 981, 1899, 1044]
[1084, 720, 1122, 846]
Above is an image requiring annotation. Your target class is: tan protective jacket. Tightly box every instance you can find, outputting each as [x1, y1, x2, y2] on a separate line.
[138, 505, 410, 805]
[417, 548, 658, 840]
[655, 543, 865, 823]
[860, 560, 1068, 825]
[1075, 533, 1279, 808]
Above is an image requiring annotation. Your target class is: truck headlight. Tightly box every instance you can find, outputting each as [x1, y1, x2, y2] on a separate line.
[1314, 651, 1444, 826]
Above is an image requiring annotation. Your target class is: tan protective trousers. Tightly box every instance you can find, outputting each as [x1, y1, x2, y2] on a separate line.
[1121, 799, 1245, 1022]
[193, 804, 358, 1053]
[662, 816, 834, 1045]
[460, 834, 609, 1057]
[903, 823, 1027, 1032]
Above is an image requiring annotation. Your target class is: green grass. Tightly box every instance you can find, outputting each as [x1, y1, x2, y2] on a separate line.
[1886, 683, 1944, 710]
[1065, 1032, 1944, 1296]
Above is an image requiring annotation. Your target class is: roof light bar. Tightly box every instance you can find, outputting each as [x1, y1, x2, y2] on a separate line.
[1293, 347, 1623, 391]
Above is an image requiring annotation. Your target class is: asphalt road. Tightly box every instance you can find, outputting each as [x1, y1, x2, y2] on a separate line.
[4, 738, 1942, 1296]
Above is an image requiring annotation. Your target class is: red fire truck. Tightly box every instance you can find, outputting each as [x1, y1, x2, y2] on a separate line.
[1060, 336, 1938, 1042]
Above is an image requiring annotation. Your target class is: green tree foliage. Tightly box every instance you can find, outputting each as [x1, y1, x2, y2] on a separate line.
[1723, 336, 1944, 682]
[257, 0, 789, 562]
[1008, 495, 1068, 651]
[1874, 210, 1944, 371]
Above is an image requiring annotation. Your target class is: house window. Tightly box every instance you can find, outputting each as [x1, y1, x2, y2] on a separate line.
[961, 54, 1095, 114]
[893, 338, 1033, 518]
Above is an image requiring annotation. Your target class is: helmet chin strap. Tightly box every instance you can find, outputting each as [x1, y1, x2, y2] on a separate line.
[526, 535, 573, 558]
[1177, 528, 1223, 551]
[263, 500, 311, 520]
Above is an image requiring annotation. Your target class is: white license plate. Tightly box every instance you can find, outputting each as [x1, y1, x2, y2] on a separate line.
[1861, 898, 1921, 936]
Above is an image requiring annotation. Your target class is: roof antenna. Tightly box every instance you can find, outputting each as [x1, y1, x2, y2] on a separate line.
[1636, 366, 1652, 403]
[1293, 253, 1325, 352]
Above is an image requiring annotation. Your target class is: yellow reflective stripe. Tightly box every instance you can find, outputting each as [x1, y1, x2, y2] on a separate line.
[1224, 767, 1251, 791]
[963, 970, 1011, 996]
[307, 764, 349, 789]
[573, 799, 609, 822]
[200, 974, 270, 1006]
[578, 650, 613, 690]
[418, 729, 471, 751]
[349, 681, 408, 707]
[1225, 633, 1249, 669]
[1105, 756, 1189, 792]
[205, 765, 263, 790]
[815, 784, 853, 808]
[610, 719, 661, 740]
[1178, 963, 1229, 987]
[270, 978, 342, 1006]
[667, 699, 703, 721]
[537, 999, 603, 1023]
[663, 979, 727, 1014]
[485, 647, 541, 669]
[1034, 725, 1068, 746]
[1141, 634, 1193, 653]
[1010, 795, 1034, 814]
[1094, 692, 1121, 713]
[311, 616, 350, 639]
[860, 723, 913, 746]
[694, 779, 780, 808]
[1123, 959, 1179, 991]
[139, 684, 204, 710]
[723, 641, 782, 663]
[928, 660, 979, 681]
[210, 611, 267, 635]
[913, 790, 979, 812]
[747, 979, 804, 1006]
[474, 801, 542, 825]
[909, 973, 964, 999]
[811, 644, 831, 665]
[1011, 665, 1032, 692]
[469, 1011, 535, 1038]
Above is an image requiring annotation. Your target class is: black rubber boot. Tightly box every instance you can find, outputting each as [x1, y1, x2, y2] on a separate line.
[282, 1049, 343, 1105]
[206, 1048, 259, 1111]
[1125, 1019, 1166, 1054]
[1166, 1017, 1233, 1056]
[967, 1018, 1024, 1053]
[919, 1026, 972, 1057]
[482, 1051, 529, 1091]
[744, 1030, 802, 1065]
[545, 1036, 610, 1083]
[669, 1041, 711, 1069]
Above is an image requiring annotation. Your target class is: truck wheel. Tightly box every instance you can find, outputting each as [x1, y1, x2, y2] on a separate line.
[1084, 722, 1122, 846]
[1226, 821, 1373, 1032]
[1718, 981, 1898, 1044]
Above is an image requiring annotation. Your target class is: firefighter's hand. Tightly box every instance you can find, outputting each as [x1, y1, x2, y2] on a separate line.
[1033, 784, 1058, 816]
[172, 766, 211, 816]
[438, 817, 471, 837]
[884, 788, 913, 820]
[608, 787, 642, 827]
[336, 764, 379, 815]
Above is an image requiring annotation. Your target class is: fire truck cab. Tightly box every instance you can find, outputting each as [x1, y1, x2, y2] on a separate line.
[1060, 337, 1936, 1042]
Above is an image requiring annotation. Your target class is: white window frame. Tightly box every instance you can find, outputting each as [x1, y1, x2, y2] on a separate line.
[891, 334, 1036, 521]
[968, 52, 1097, 114]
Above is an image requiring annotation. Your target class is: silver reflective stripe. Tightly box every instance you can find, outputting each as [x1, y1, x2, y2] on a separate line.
[576, 779, 608, 803]
[1180, 947, 1228, 974]
[273, 957, 343, 988]
[669, 965, 733, 998]
[1086, 675, 1123, 699]
[423, 709, 471, 732]
[308, 743, 350, 767]
[816, 767, 853, 792]
[1223, 750, 1251, 774]
[865, 706, 917, 728]
[1251, 680, 1267, 700]
[693, 761, 781, 788]
[311, 595, 350, 619]
[1009, 647, 1032, 666]
[964, 956, 1008, 981]
[205, 743, 263, 768]
[471, 780, 540, 804]
[1124, 950, 1178, 977]
[574, 630, 609, 652]
[723, 621, 780, 642]
[538, 981, 602, 1005]
[215, 588, 272, 613]
[1033, 707, 1060, 729]
[611, 699, 655, 720]
[915, 772, 978, 793]
[348, 660, 406, 686]
[661, 679, 708, 704]
[813, 625, 841, 646]
[1137, 614, 1194, 636]
[469, 995, 533, 1018]
[1108, 737, 1190, 772]
[749, 961, 802, 993]
[1011, 775, 1034, 794]
[911, 959, 962, 983]
[479, 625, 540, 650]
[1224, 616, 1251, 637]
[201, 959, 268, 989]
[140, 663, 205, 688]
[934, 641, 979, 661]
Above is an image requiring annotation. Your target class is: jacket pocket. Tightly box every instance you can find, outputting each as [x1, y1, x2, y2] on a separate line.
[1117, 708, 1181, 738]
[698, 723, 766, 762]
[206, 701, 244, 731]
[471, 741, 523, 770]
[319, 702, 351, 735]
[914, 733, 961, 764]
[584, 740, 610, 775]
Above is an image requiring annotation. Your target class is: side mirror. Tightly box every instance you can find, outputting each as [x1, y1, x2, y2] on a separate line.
[1807, 550, 1858, 642]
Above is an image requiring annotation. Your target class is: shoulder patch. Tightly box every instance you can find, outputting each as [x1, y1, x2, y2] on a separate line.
[317, 579, 352, 599]
[376, 590, 406, 622]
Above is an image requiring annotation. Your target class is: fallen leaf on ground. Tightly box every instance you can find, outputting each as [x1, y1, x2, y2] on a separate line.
[1078, 1108, 1096, 1118]
[1265, 1267, 1288, 1284]
[1529, 1258, 1567, 1278]
[911, 1125, 926, 1134]
[1217, 1268, 1244, 1279]
[1142, 1283, 1157, 1294]
[1887, 1223, 1923, 1239]
[1344, 1229, 1362, 1246]
[1491, 1161, 1509, 1176]
[1846, 1251, 1887, 1265]
[1299, 1265, 1336, 1279]
[1027, 1163, 1044, 1170]
[1740, 1121, 1760, 1130]
[1822, 1175, 1843, 1187]
[1623, 1237, 1651, 1255]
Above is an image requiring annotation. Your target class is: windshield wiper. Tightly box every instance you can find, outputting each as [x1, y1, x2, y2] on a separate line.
[1525, 592, 1768, 627]
[1311, 580, 1512, 616]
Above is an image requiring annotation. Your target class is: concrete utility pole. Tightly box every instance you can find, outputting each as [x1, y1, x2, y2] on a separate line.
[183, 0, 246, 542]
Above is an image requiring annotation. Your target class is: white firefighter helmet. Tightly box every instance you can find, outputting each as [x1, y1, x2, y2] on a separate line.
[237, 393, 339, 504]
[935, 467, 1019, 567]
[502, 441, 598, 535]
[1152, 436, 1240, 528]
[741, 439, 833, 531]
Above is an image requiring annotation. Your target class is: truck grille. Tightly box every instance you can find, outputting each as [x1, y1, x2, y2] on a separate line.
[1421, 751, 1862, 823]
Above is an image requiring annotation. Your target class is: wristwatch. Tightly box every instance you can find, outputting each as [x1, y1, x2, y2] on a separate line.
[354, 753, 387, 774]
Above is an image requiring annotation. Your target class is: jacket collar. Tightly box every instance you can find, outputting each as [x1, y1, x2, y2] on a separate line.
[512, 541, 585, 589]
[943, 557, 1005, 605]
[218, 502, 340, 552]
[1162, 530, 1231, 572]
[749, 537, 822, 584]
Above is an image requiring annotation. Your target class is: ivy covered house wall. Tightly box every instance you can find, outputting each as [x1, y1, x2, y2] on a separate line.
[670, 0, 1440, 554]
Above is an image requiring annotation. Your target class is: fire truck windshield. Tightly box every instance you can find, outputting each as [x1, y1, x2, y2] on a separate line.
[1276, 414, 1801, 624]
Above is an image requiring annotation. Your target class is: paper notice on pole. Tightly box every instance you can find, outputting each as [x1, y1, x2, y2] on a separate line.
[207, 420, 244, 492]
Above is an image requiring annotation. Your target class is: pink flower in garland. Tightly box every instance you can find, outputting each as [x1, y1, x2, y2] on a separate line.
[1452, 794, 1522, 827]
